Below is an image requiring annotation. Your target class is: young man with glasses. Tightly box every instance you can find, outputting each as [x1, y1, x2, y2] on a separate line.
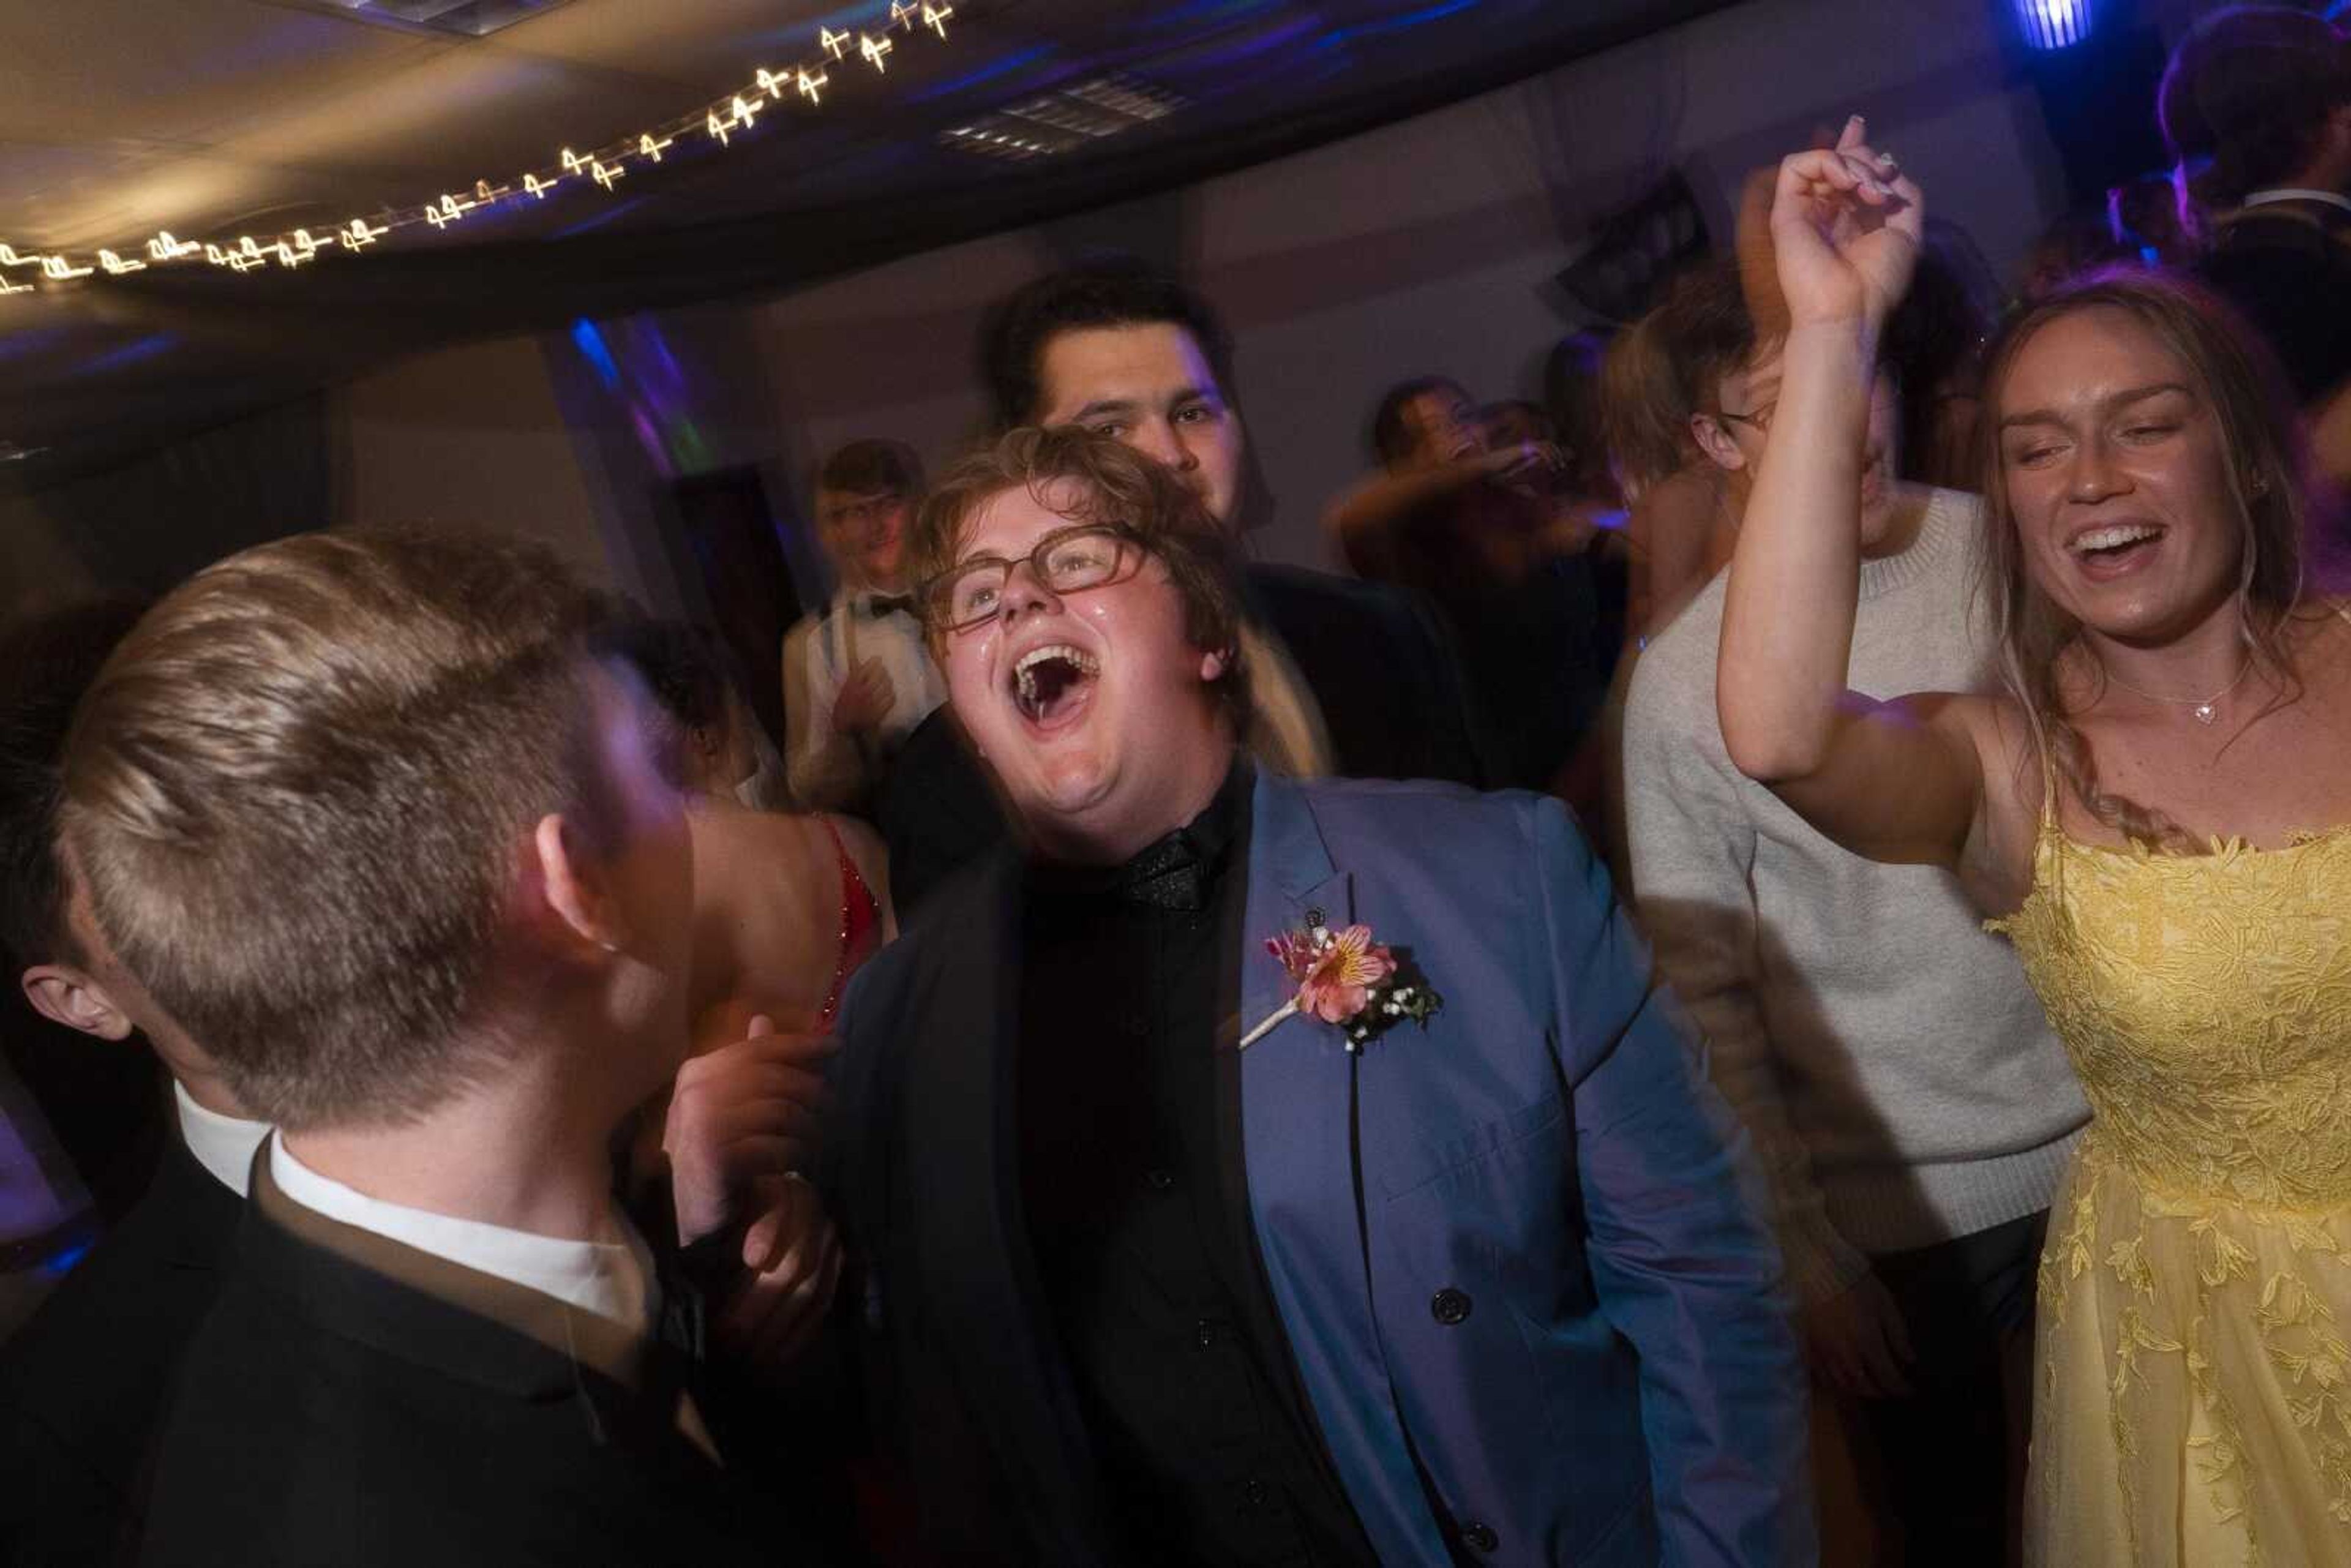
[875, 260, 1493, 918]
[781, 438, 947, 812]
[819, 424, 1810, 1566]
[1621, 257, 2083, 1560]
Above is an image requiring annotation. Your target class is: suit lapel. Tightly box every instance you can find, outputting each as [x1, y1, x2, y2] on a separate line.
[901, 853, 1107, 1556]
[1236, 775, 1448, 1562]
[1237, 782, 1350, 1052]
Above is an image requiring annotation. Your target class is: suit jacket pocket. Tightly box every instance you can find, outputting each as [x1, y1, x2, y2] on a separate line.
[1376, 1093, 1568, 1202]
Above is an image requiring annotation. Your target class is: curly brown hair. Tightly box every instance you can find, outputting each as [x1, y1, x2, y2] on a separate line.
[911, 426, 1250, 723]
[1976, 269, 2323, 851]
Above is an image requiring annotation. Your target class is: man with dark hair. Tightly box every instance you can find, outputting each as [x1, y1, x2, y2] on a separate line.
[2162, 4, 2351, 404]
[978, 257, 1237, 444]
[782, 437, 945, 811]
[1367, 375, 1483, 470]
[0, 596, 272, 1562]
[879, 258, 1488, 917]
[979, 260, 1487, 788]
[59, 531, 817, 1565]
[829, 425, 1808, 1566]
[1327, 374, 1617, 800]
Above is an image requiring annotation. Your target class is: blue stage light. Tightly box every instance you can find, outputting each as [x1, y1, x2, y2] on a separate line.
[2017, 0, 2093, 50]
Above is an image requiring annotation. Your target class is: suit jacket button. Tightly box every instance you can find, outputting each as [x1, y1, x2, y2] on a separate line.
[1461, 1521, 1499, 1553]
[1431, 1288, 1472, 1326]
[1146, 1168, 1175, 1191]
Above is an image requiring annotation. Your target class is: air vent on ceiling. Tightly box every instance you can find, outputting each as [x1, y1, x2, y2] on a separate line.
[299, 0, 580, 37]
[940, 74, 1188, 163]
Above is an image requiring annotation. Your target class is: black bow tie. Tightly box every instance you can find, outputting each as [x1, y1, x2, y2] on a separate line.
[862, 594, 917, 619]
[1119, 830, 1205, 910]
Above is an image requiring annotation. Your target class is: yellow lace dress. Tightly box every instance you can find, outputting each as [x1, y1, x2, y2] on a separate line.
[1991, 811, 2351, 1566]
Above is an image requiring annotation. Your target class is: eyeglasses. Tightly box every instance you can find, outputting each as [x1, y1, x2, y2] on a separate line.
[922, 523, 1146, 634]
[1711, 403, 1775, 436]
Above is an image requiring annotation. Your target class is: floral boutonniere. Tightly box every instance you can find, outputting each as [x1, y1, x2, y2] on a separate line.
[1240, 916, 1441, 1052]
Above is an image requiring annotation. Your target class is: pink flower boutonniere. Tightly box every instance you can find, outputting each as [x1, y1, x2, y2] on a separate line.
[1241, 918, 1442, 1052]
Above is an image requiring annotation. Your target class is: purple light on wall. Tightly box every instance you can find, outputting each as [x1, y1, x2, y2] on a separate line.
[2017, 0, 2092, 49]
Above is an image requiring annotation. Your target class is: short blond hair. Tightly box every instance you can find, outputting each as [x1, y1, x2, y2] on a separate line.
[61, 529, 620, 1131]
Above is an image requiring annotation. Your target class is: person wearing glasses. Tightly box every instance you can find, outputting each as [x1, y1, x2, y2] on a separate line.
[872, 260, 1499, 926]
[815, 424, 1809, 1566]
[781, 438, 948, 813]
[1619, 252, 2083, 1561]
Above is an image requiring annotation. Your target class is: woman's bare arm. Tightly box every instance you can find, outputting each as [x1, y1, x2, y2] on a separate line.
[1716, 121, 1991, 873]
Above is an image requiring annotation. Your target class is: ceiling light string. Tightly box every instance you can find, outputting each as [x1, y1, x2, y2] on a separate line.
[0, 1, 957, 297]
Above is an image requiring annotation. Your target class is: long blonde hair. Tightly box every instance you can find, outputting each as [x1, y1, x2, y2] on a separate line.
[1977, 270, 2320, 850]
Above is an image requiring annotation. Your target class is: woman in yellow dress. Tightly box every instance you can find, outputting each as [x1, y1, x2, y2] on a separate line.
[1714, 118, 2351, 1564]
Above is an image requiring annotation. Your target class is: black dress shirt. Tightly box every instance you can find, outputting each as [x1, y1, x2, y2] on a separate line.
[1016, 762, 1374, 1567]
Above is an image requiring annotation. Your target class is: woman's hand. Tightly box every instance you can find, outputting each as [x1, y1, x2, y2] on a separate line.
[1769, 115, 1922, 334]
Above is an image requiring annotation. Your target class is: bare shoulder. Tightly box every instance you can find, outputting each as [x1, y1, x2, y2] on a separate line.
[822, 812, 889, 876]
[1911, 689, 2039, 910]
[694, 798, 828, 879]
[2292, 595, 2351, 666]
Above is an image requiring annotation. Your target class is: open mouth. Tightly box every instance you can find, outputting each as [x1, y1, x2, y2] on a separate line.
[2069, 522, 2165, 575]
[1011, 643, 1100, 729]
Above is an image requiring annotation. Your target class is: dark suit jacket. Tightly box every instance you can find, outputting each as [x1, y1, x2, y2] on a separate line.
[1238, 563, 1490, 786]
[2199, 198, 2351, 406]
[875, 563, 1492, 922]
[0, 1137, 239, 1567]
[0, 1008, 170, 1225]
[872, 703, 1005, 920]
[828, 773, 1810, 1566]
[135, 1159, 815, 1568]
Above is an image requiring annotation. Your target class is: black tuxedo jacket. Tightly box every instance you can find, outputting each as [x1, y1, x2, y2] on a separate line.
[822, 849, 1114, 1564]
[1238, 563, 1490, 786]
[134, 1161, 820, 1568]
[0, 1136, 239, 1566]
[2200, 198, 2351, 406]
[874, 563, 1491, 921]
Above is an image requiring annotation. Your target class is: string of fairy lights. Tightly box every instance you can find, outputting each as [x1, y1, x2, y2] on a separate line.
[0, 2, 958, 300]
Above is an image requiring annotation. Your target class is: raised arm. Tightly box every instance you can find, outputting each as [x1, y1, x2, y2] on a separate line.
[1715, 119, 1986, 870]
[1322, 445, 1554, 576]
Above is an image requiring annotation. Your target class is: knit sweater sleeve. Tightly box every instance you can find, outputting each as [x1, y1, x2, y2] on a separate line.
[1623, 655, 1869, 1305]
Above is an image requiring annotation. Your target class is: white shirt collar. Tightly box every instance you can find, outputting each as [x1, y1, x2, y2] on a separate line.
[2243, 188, 2351, 217]
[173, 1081, 271, 1198]
[268, 1138, 655, 1331]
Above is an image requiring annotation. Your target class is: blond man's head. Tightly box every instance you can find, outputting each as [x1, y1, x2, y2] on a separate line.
[59, 529, 667, 1132]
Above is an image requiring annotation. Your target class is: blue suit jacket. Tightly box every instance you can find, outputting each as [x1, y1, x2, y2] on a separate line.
[826, 773, 1811, 1566]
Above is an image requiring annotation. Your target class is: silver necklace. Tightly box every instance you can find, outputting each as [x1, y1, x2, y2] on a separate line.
[2101, 657, 2254, 725]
